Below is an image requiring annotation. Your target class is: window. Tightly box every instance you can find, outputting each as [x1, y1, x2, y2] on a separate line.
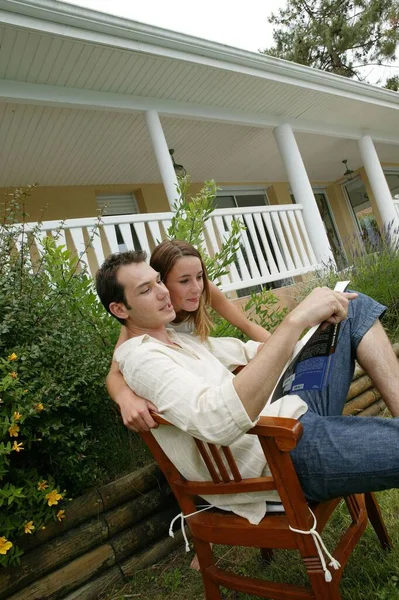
[96, 192, 140, 251]
[343, 177, 378, 248]
[384, 171, 399, 200]
[96, 193, 139, 216]
[291, 190, 346, 268]
[215, 188, 269, 209]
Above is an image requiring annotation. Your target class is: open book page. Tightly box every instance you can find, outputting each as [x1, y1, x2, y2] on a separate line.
[268, 281, 350, 404]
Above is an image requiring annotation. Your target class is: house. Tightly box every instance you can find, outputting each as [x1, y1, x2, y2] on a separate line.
[1, 0, 399, 295]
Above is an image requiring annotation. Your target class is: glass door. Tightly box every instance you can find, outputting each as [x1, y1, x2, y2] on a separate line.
[343, 178, 380, 246]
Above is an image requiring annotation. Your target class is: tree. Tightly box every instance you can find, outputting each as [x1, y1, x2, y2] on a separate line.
[264, 0, 399, 84]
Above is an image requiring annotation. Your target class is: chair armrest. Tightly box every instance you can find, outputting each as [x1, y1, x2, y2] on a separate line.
[247, 416, 303, 451]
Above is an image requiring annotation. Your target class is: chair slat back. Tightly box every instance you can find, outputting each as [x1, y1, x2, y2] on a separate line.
[140, 415, 280, 506]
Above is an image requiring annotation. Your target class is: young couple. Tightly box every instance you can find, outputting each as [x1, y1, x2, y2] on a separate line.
[98, 241, 399, 525]
[106, 239, 270, 432]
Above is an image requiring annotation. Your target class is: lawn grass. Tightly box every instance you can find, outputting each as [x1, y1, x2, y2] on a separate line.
[101, 489, 399, 600]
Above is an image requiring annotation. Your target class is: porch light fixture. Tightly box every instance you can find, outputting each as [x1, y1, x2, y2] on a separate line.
[169, 148, 187, 178]
[342, 159, 354, 180]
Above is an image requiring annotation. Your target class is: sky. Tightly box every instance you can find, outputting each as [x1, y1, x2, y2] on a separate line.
[61, 0, 285, 53]
[61, 0, 398, 86]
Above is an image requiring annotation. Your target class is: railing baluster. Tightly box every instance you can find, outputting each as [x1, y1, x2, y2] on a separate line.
[224, 215, 252, 281]
[295, 209, 317, 265]
[261, 212, 287, 273]
[242, 212, 269, 276]
[15, 205, 319, 291]
[147, 221, 163, 246]
[213, 215, 241, 284]
[253, 213, 277, 274]
[287, 211, 310, 267]
[118, 223, 135, 250]
[280, 210, 302, 269]
[102, 224, 120, 254]
[270, 212, 295, 271]
[69, 227, 90, 269]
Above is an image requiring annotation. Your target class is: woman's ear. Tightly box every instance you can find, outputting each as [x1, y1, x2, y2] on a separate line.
[109, 302, 129, 320]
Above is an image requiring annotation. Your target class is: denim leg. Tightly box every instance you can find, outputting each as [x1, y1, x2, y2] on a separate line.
[291, 412, 399, 502]
[289, 291, 393, 502]
[294, 291, 387, 416]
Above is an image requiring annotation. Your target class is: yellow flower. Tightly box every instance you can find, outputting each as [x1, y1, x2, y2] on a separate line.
[34, 403, 44, 412]
[24, 521, 35, 534]
[10, 371, 17, 379]
[0, 537, 13, 555]
[45, 490, 63, 506]
[8, 353, 17, 361]
[56, 510, 65, 522]
[12, 441, 24, 452]
[13, 412, 22, 421]
[37, 480, 48, 491]
[8, 424, 20, 438]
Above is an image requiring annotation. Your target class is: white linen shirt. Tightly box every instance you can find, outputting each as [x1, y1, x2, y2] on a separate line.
[115, 330, 308, 525]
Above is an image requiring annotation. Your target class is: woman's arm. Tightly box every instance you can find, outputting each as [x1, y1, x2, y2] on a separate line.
[209, 282, 271, 342]
[106, 327, 158, 432]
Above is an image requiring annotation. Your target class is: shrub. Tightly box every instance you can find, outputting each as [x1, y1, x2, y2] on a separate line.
[210, 288, 288, 341]
[0, 187, 137, 566]
[167, 177, 245, 282]
[296, 225, 399, 341]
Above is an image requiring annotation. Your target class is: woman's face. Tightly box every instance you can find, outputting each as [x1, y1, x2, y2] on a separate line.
[165, 256, 205, 313]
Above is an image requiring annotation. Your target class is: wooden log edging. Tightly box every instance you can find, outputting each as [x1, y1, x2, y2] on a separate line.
[0, 463, 175, 600]
[19, 462, 164, 553]
[344, 342, 399, 417]
[5, 505, 179, 600]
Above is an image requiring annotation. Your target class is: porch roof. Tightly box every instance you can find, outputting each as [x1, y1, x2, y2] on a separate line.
[1, 0, 399, 188]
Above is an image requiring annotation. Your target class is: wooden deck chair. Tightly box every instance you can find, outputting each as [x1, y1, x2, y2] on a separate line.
[140, 412, 392, 600]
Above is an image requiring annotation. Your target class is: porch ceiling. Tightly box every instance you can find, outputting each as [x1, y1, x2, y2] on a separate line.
[0, 104, 375, 187]
[0, 0, 399, 188]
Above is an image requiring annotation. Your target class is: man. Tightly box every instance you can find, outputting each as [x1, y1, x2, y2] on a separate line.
[96, 250, 399, 525]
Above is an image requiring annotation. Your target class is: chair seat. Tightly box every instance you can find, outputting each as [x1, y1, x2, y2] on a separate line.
[188, 497, 351, 549]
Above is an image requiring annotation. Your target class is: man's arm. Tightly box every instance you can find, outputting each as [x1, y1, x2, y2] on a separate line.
[209, 282, 271, 342]
[106, 360, 158, 432]
[107, 325, 158, 432]
[233, 287, 358, 420]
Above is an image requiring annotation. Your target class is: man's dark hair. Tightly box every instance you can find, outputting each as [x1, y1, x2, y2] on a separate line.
[96, 250, 147, 325]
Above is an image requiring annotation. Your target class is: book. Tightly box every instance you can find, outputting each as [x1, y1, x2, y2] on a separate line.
[270, 281, 350, 402]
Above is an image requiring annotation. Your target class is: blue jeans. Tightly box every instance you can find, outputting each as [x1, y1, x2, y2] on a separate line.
[290, 291, 399, 502]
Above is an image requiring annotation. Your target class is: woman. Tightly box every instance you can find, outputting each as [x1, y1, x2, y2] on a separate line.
[106, 239, 271, 432]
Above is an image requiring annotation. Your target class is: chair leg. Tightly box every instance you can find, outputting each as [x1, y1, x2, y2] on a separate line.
[364, 491, 393, 550]
[304, 558, 342, 600]
[260, 547, 274, 564]
[194, 539, 222, 600]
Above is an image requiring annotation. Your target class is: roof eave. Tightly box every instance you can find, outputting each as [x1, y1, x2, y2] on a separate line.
[1, 0, 399, 109]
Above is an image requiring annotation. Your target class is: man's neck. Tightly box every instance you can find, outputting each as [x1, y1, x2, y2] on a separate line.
[124, 322, 175, 345]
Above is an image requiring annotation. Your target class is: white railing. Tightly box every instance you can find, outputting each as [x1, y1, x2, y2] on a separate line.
[394, 200, 399, 220]
[17, 205, 319, 293]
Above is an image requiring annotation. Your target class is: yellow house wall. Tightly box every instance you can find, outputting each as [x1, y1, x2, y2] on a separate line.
[0, 184, 170, 222]
[3, 166, 398, 253]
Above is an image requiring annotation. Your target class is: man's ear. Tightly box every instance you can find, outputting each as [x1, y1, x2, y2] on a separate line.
[109, 302, 129, 321]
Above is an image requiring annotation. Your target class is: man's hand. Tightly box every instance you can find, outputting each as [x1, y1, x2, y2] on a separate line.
[289, 287, 358, 331]
[117, 391, 159, 432]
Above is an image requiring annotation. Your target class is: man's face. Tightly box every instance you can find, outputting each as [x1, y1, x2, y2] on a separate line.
[111, 262, 176, 329]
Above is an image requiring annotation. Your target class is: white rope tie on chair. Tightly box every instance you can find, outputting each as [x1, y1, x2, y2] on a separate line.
[169, 505, 214, 552]
[289, 508, 341, 582]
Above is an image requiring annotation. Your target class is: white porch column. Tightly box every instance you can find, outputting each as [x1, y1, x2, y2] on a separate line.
[357, 135, 399, 232]
[274, 123, 334, 265]
[145, 110, 179, 210]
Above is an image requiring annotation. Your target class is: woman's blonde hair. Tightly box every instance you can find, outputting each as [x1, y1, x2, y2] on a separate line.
[150, 239, 213, 340]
